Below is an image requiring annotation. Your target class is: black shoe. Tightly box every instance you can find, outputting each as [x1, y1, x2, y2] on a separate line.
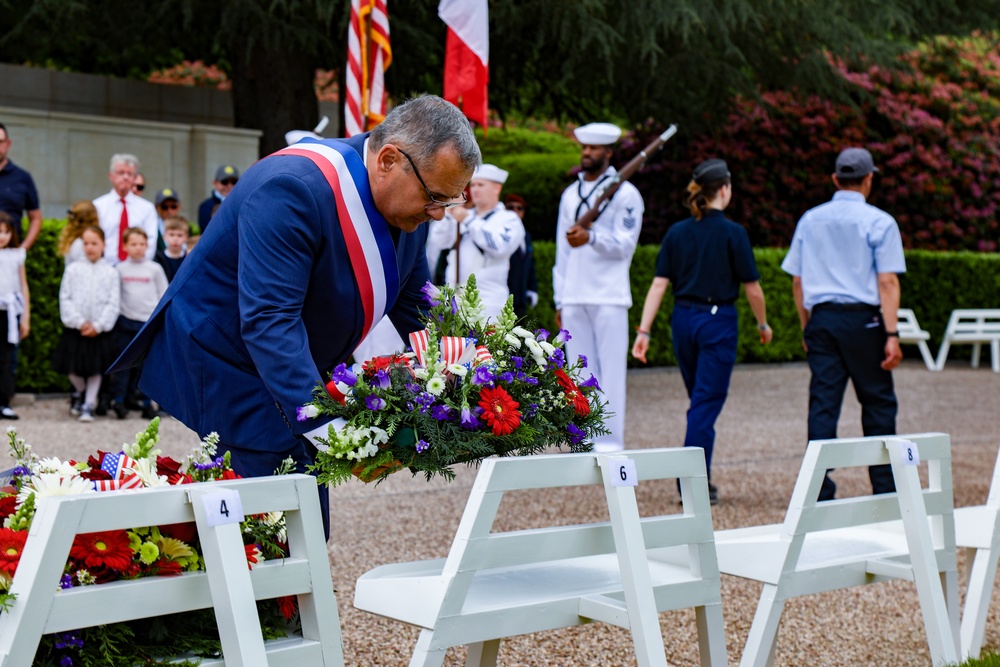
[708, 483, 719, 506]
[112, 401, 129, 420]
[95, 396, 110, 417]
[69, 392, 83, 417]
[141, 403, 158, 420]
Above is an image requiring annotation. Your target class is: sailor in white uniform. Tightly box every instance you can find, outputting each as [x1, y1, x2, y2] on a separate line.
[553, 122, 644, 452]
[428, 164, 525, 318]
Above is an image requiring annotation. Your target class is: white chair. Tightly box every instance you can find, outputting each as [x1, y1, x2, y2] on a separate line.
[934, 309, 1000, 372]
[354, 448, 728, 667]
[955, 446, 1000, 659]
[711, 433, 960, 667]
[0, 475, 343, 666]
[898, 308, 936, 371]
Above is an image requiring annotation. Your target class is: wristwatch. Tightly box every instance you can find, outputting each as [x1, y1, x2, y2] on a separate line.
[757, 323, 769, 331]
[885, 331, 899, 338]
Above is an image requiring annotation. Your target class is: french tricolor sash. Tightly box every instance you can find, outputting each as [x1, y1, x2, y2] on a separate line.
[273, 139, 400, 342]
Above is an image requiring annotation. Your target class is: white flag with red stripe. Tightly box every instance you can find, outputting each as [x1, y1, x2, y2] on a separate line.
[346, 0, 392, 137]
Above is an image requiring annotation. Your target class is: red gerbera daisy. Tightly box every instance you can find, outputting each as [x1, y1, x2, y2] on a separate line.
[0, 527, 27, 576]
[478, 386, 521, 436]
[554, 369, 590, 417]
[69, 530, 134, 572]
[245, 543, 260, 570]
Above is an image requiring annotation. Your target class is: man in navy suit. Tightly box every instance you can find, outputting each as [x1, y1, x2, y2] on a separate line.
[113, 96, 481, 538]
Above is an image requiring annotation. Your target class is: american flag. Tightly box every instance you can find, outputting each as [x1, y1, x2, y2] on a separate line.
[345, 0, 392, 137]
[94, 451, 144, 492]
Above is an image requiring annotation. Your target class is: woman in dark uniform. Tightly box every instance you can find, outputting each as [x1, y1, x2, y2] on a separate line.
[631, 158, 772, 504]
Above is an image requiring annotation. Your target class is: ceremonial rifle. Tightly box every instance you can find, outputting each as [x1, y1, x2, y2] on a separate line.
[574, 124, 678, 230]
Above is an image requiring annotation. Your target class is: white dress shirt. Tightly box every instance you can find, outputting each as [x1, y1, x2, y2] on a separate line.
[93, 190, 159, 265]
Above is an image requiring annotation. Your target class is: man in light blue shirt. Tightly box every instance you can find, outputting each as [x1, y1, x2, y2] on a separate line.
[782, 147, 906, 501]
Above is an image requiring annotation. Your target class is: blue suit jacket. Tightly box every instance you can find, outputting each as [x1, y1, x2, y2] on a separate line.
[114, 134, 430, 453]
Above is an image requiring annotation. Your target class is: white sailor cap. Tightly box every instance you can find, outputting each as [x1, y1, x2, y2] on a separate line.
[573, 122, 622, 146]
[472, 164, 509, 184]
[284, 129, 322, 146]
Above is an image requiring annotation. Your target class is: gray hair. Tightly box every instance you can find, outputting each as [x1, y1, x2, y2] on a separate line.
[110, 153, 140, 172]
[369, 95, 481, 171]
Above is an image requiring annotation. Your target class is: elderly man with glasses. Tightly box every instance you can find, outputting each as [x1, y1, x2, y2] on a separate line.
[113, 95, 480, 540]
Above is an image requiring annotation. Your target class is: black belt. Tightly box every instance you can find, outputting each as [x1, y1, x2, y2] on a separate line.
[812, 302, 880, 313]
[675, 297, 735, 307]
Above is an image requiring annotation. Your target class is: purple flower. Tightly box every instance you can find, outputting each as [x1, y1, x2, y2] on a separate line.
[416, 439, 430, 453]
[194, 457, 224, 471]
[431, 404, 452, 421]
[405, 381, 421, 394]
[296, 405, 319, 422]
[331, 363, 357, 386]
[421, 282, 442, 306]
[10, 466, 29, 478]
[460, 405, 480, 430]
[472, 366, 494, 385]
[60, 656, 73, 667]
[580, 374, 602, 391]
[577, 354, 588, 368]
[534, 328, 550, 341]
[511, 355, 524, 369]
[405, 402, 414, 411]
[55, 632, 84, 650]
[548, 348, 565, 369]
[498, 371, 514, 383]
[414, 392, 435, 408]
[524, 403, 539, 419]
[450, 296, 459, 314]
[524, 377, 539, 385]
[555, 328, 572, 344]
[60, 574, 74, 590]
[365, 395, 387, 411]
[373, 369, 391, 389]
[567, 423, 585, 444]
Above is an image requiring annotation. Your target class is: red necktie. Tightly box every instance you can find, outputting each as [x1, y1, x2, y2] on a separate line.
[118, 197, 128, 261]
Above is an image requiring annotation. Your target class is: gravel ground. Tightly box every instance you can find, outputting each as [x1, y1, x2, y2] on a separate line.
[11, 359, 1000, 666]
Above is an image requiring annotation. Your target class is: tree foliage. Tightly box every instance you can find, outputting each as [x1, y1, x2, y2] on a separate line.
[1, 0, 999, 152]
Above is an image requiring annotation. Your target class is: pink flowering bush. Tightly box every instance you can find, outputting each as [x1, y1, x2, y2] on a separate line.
[628, 32, 1000, 252]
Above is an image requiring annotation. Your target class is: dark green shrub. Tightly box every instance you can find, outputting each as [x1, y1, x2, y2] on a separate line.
[535, 240, 1000, 368]
[20, 219, 71, 392]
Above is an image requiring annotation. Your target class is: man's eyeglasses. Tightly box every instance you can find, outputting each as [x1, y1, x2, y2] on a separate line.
[506, 204, 525, 212]
[396, 147, 467, 210]
[220, 179, 238, 186]
[160, 202, 180, 210]
[134, 184, 145, 192]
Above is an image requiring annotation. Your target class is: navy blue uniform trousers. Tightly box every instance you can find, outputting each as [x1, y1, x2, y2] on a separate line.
[672, 302, 738, 477]
[804, 304, 897, 501]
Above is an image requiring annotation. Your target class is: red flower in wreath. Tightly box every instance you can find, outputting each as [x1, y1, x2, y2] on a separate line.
[478, 386, 521, 436]
[276, 595, 298, 621]
[0, 527, 27, 575]
[554, 369, 590, 417]
[0, 495, 17, 520]
[70, 530, 134, 572]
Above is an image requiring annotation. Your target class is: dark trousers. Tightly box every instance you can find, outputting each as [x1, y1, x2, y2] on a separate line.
[804, 304, 898, 500]
[110, 316, 146, 403]
[672, 302, 739, 478]
[225, 439, 331, 541]
[0, 315, 14, 406]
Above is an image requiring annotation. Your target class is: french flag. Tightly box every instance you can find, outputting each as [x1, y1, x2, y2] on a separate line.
[438, 0, 489, 128]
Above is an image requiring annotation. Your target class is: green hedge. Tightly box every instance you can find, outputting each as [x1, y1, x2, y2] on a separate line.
[21, 219, 70, 392]
[16, 221, 1000, 393]
[531, 241, 1000, 368]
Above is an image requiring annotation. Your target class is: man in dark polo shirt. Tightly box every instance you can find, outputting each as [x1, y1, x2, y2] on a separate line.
[0, 123, 42, 250]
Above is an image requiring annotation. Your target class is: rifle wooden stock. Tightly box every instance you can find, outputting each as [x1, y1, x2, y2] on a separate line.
[574, 124, 678, 230]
